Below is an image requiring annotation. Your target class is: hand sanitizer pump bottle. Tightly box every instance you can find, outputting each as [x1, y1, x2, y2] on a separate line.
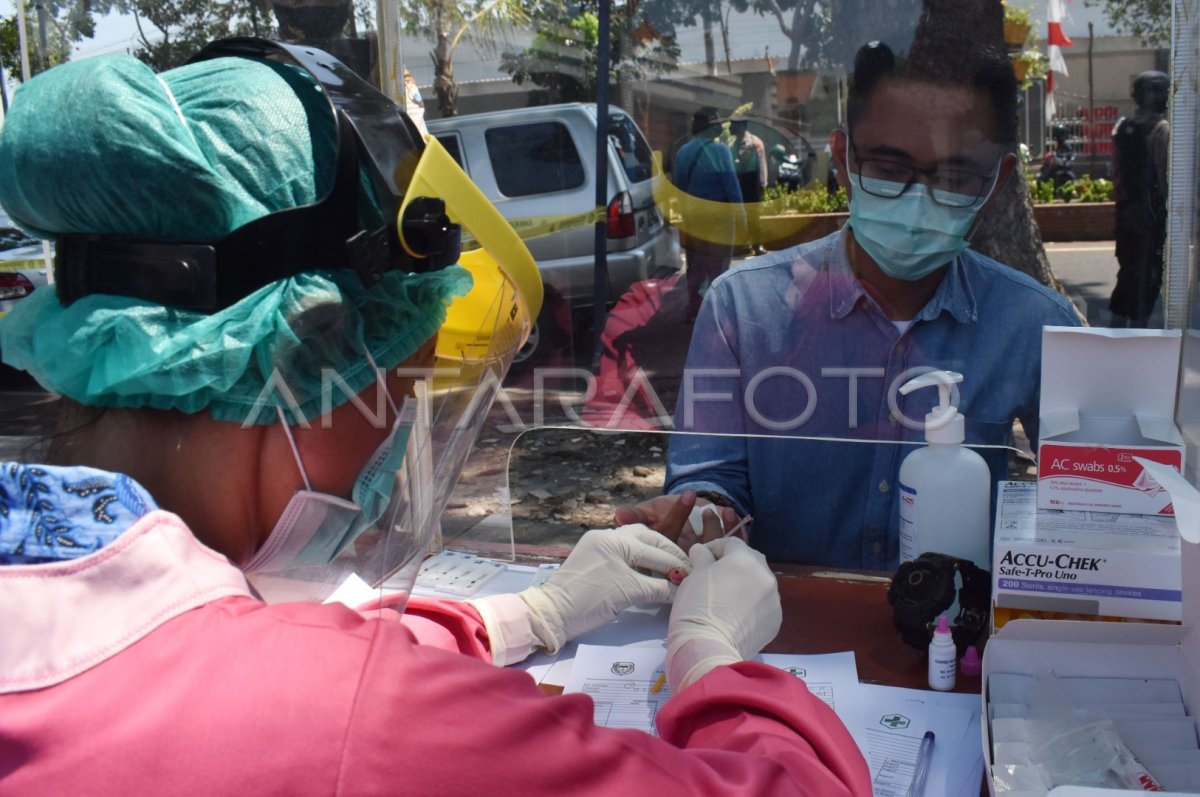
[896, 371, 991, 571]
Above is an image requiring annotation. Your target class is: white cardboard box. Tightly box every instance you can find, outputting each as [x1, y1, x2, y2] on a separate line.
[992, 481, 1182, 623]
[982, 528, 1200, 795]
[1037, 327, 1185, 515]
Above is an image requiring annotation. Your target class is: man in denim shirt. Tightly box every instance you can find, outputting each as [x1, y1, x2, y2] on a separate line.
[618, 42, 1080, 569]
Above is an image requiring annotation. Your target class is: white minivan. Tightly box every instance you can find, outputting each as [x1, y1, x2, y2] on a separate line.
[427, 103, 680, 367]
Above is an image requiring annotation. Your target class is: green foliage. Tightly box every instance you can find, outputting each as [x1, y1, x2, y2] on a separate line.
[403, 0, 561, 114]
[124, 0, 274, 70]
[1, 0, 274, 79]
[1013, 47, 1048, 90]
[724, 0, 921, 71]
[1072, 175, 1114, 202]
[1029, 175, 1057, 204]
[499, 2, 679, 103]
[1027, 174, 1114, 204]
[1002, 2, 1034, 27]
[1083, 0, 1170, 48]
[0, 9, 76, 79]
[761, 184, 848, 215]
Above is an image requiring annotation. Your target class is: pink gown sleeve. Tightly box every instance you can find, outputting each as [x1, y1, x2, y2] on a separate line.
[337, 599, 873, 797]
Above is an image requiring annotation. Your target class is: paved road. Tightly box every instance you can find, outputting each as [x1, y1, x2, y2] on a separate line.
[1044, 239, 1166, 328]
[1047, 240, 1118, 326]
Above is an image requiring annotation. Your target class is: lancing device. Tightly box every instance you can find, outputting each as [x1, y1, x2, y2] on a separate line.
[723, 514, 752, 539]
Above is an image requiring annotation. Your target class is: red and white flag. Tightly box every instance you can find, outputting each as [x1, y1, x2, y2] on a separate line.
[1045, 0, 1074, 121]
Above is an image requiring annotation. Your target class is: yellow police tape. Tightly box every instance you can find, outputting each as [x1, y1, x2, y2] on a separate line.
[651, 151, 831, 248]
[0, 258, 49, 319]
[495, 208, 607, 243]
[457, 151, 833, 251]
[0, 259, 44, 272]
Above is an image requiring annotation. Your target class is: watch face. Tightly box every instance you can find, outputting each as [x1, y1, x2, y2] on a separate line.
[888, 555, 961, 650]
[890, 558, 956, 609]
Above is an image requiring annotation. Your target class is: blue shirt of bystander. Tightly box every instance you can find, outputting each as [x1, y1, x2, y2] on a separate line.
[664, 226, 1081, 570]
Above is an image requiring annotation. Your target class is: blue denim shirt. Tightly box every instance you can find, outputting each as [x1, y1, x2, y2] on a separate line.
[665, 227, 1081, 569]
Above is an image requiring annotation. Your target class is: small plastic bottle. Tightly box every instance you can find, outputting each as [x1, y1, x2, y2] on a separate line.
[960, 644, 982, 678]
[897, 370, 992, 572]
[928, 615, 957, 691]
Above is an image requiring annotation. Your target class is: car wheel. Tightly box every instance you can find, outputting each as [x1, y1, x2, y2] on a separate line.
[512, 321, 543, 368]
[509, 288, 570, 375]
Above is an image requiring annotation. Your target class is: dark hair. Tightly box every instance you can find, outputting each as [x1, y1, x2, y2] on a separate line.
[1133, 70, 1169, 113]
[691, 107, 720, 134]
[846, 39, 1019, 146]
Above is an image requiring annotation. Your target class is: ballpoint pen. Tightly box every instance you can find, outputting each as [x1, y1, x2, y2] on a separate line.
[906, 730, 935, 797]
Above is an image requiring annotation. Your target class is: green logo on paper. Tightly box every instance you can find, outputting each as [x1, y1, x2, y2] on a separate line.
[785, 667, 807, 679]
[880, 714, 910, 729]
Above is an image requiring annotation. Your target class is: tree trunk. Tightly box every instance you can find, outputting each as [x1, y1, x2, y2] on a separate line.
[972, 171, 1068, 295]
[911, 0, 1073, 304]
[431, 4, 458, 117]
[786, 4, 806, 71]
[701, 7, 715, 77]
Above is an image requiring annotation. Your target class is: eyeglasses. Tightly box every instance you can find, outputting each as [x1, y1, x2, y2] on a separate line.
[847, 136, 1000, 209]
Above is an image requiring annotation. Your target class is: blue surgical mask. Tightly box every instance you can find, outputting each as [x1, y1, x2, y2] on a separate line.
[847, 158, 996, 281]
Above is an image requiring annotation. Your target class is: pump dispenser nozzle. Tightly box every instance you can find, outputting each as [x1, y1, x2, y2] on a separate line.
[899, 370, 965, 444]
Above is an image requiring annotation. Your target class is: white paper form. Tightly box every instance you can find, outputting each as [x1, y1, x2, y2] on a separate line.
[562, 645, 861, 735]
[847, 684, 984, 797]
[521, 603, 672, 686]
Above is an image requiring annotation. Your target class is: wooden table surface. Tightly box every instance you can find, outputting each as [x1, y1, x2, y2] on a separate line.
[538, 564, 982, 696]
[535, 563, 987, 794]
[765, 564, 983, 694]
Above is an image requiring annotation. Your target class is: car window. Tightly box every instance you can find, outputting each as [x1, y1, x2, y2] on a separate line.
[0, 211, 38, 253]
[607, 113, 652, 184]
[0, 228, 38, 253]
[485, 121, 584, 197]
[436, 134, 464, 169]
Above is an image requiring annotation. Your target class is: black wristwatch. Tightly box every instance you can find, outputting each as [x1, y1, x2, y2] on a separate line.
[886, 552, 991, 653]
[694, 490, 736, 509]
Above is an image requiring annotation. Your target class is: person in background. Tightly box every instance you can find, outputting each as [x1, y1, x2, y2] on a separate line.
[731, 118, 769, 256]
[618, 39, 1080, 568]
[1109, 70, 1170, 328]
[404, 64, 428, 138]
[0, 40, 871, 796]
[672, 107, 744, 323]
[1037, 123, 1076, 194]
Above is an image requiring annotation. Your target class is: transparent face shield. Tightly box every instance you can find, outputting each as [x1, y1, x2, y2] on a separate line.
[52, 38, 545, 606]
[249, 135, 542, 607]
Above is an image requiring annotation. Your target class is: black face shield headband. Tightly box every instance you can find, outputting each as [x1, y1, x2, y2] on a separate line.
[54, 37, 460, 314]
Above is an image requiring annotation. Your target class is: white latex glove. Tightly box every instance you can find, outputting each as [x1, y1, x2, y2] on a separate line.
[666, 536, 782, 691]
[518, 525, 691, 654]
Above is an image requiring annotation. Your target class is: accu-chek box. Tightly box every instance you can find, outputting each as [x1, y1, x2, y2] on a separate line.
[1037, 327, 1185, 515]
[983, 511, 1200, 796]
[992, 481, 1182, 624]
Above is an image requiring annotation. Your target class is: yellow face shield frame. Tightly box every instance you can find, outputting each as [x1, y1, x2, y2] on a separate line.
[398, 135, 543, 367]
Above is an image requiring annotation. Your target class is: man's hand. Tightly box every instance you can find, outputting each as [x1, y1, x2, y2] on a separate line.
[614, 490, 742, 551]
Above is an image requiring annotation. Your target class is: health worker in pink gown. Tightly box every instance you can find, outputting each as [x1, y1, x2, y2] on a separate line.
[0, 38, 870, 797]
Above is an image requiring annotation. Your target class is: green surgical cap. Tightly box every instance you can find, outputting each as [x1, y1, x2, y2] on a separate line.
[0, 52, 471, 423]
